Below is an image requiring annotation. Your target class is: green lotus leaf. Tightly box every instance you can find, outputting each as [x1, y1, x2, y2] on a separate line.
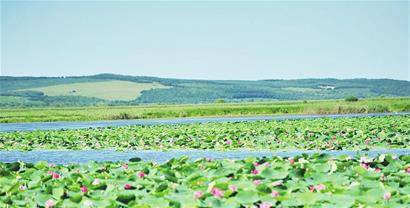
[69, 192, 83, 203]
[129, 157, 142, 162]
[139, 195, 169, 207]
[7, 162, 21, 172]
[235, 190, 259, 204]
[52, 187, 65, 199]
[165, 192, 197, 208]
[34, 161, 49, 170]
[294, 192, 318, 205]
[327, 194, 355, 208]
[116, 191, 136, 204]
[231, 180, 255, 191]
[260, 167, 288, 180]
[35, 193, 53, 206]
[355, 188, 384, 204]
[1, 196, 12, 205]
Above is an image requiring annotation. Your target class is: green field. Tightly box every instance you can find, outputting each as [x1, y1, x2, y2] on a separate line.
[19, 81, 169, 101]
[0, 97, 409, 123]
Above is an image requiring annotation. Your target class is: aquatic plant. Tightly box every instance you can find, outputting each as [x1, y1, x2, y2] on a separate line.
[1, 154, 409, 207]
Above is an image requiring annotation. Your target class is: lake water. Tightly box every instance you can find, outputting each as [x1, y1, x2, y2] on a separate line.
[1, 112, 408, 132]
[1, 149, 409, 164]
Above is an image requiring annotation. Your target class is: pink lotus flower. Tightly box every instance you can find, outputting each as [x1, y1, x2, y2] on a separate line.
[226, 140, 232, 145]
[271, 191, 279, 197]
[315, 184, 326, 191]
[92, 179, 100, 185]
[360, 163, 369, 170]
[48, 171, 60, 179]
[137, 171, 145, 178]
[263, 162, 270, 167]
[253, 179, 262, 186]
[272, 180, 283, 186]
[253, 162, 260, 167]
[45, 199, 55, 208]
[52, 172, 60, 179]
[80, 186, 88, 193]
[259, 202, 271, 208]
[210, 187, 224, 198]
[406, 168, 410, 173]
[383, 192, 391, 200]
[310, 184, 326, 192]
[289, 158, 295, 165]
[124, 183, 132, 189]
[375, 168, 381, 173]
[193, 191, 203, 199]
[229, 184, 237, 192]
[122, 164, 129, 170]
[251, 169, 259, 175]
[364, 138, 371, 144]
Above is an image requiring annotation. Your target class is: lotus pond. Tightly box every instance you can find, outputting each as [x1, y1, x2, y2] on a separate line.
[1, 154, 409, 207]
[1, 115, 409, 207]
[0, 116, 409, 151]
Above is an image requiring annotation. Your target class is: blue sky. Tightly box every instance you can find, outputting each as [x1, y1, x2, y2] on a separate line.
[1, 1, 409, 80]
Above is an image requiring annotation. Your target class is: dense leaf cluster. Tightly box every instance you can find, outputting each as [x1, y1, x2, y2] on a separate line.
[1, 116, 408, 151]
[1, 154, 409, 207]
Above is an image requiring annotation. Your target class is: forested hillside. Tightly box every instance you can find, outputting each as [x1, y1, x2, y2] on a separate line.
[0, 74, 409, 107]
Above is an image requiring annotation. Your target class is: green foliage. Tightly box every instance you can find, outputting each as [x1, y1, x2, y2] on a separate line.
[1, 98, 409, 123]
[116, 112, 131, 119]
[0, 154, 408, 207]
[1, 74, 409, 107]
[215, 99, 226, 103]
[1, 116, 409, 151]
[345, 96, 359, 102]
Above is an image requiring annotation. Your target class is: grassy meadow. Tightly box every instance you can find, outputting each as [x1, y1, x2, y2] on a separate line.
[1, 97, 409, 123]
[18, 81, 169, 101]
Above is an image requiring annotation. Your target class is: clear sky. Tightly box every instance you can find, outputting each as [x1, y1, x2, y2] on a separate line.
[1, 1, 409, 80]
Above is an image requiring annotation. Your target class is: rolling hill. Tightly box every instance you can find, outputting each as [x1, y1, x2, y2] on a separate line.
[0, 73, 409, 107]
[18, 80, 169, 101]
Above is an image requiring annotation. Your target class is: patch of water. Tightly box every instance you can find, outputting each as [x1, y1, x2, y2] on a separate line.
[1, 112, 409, 132]
[1, 149, 409, 164]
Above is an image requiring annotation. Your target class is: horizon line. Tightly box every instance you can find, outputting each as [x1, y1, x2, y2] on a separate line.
[1, 73, 409, 82]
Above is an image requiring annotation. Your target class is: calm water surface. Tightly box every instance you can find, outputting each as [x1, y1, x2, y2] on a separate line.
[1, 149, 409, 164]
[1, 112, 408, 132]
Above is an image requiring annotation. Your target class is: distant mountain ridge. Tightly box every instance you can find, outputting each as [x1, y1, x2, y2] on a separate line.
[1, 73, 409, 107]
